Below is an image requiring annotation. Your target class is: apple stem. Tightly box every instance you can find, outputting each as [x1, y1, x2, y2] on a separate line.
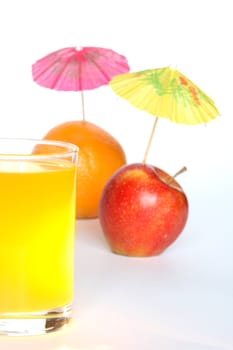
[167, 166, 187, 184]
[142, 116, 159, 165]
[81, 91, 85, 121]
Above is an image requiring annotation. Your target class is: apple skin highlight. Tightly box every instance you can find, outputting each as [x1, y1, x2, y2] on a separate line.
[99, 163, 189, 257]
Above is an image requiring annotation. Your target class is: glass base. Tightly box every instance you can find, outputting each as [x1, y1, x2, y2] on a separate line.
[0, 303, 72, 336]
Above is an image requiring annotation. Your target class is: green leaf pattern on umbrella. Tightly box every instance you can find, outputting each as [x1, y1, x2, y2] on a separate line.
[137, 68, 211, 109]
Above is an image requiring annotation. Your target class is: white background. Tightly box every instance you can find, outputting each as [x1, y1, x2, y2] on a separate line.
[0, 1, 232, 349]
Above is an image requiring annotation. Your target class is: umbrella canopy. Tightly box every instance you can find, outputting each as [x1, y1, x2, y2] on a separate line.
[32, 46, 130, 119]
[109, 66, 219, 125]
[110, 66, 220, 163]
[32, 46, 130, 91]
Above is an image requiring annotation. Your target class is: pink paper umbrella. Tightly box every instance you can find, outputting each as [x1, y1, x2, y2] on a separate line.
[32, 46, 130, 119]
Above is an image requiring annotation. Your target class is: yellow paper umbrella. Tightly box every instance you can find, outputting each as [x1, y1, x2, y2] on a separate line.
[110, 66, 220, 163]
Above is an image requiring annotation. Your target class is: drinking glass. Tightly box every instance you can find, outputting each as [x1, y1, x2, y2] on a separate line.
[0, 138, 78, 336]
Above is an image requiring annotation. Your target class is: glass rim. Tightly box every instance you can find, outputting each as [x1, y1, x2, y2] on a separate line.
[0, 138, 78, 161]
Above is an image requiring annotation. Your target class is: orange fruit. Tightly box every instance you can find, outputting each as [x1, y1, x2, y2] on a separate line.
[43, 120, 127, 219]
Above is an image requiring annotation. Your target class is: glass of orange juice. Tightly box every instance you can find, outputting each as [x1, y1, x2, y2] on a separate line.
[0, 138, 78, 336]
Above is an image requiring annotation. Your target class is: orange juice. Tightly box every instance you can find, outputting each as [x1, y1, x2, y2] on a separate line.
[0, 160, 77, 313]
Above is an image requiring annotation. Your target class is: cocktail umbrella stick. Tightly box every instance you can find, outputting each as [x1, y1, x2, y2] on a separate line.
[142, 116, 187, 183]
[81, 91, 85, 121]
[142, 116, 159, 164]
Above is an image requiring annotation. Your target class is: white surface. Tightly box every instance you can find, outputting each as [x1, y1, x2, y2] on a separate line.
[0, 0, 233, 348]
[0, 219, 233, 350]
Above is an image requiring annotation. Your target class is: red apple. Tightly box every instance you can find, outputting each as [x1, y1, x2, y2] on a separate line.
[98, 163, 188, 257]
